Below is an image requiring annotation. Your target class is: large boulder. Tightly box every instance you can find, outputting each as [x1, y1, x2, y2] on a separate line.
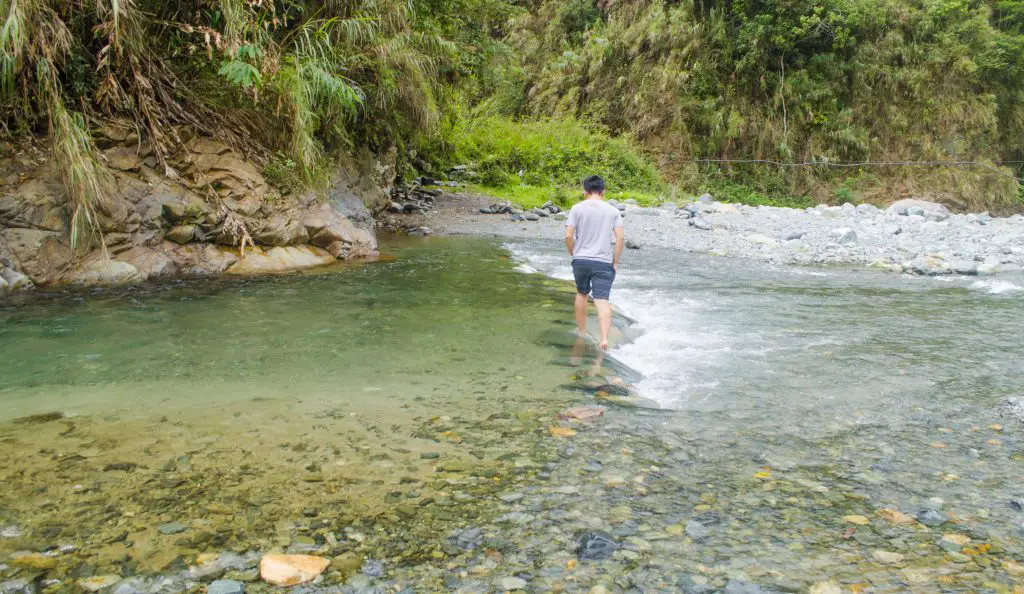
[252, 215, 308, 246]
[1, 267, 33, 291]
[226, 246, 335, 274]
[172, 244, 239, 277]
[303, 205, 376, 259]
[0, 228, 73, 285]
[67, 255, 141, 285]
[115, 246, 177, 280]
[0, 178, 67, 231]
[886, 198, 951, 221]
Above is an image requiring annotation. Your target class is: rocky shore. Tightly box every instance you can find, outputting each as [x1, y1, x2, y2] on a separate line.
[0, 131, 389, 295]
[426, 192, 1024, 278]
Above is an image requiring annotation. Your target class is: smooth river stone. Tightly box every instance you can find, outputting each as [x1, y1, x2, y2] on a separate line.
[259, 554, 330, 586]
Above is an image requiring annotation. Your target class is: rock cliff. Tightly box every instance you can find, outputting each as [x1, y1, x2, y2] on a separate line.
[0, 131, 392, 292]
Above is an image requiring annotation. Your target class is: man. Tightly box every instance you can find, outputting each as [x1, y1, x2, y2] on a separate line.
[564, 175, 624, 350]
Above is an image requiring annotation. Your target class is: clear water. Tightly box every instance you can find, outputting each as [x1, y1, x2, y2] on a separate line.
[1, 236, 1022, 593]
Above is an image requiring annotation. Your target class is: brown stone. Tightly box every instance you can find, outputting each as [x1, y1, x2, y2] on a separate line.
[561, 406, 605, 422]
[259, 554, 330, 586]
[877, 509, 916, 525]
[166, 225, 196, 245]
[225, 246, 335, 274]
[549, 427, 577, 438]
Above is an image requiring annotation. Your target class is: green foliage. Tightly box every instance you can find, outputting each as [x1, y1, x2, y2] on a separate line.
[4, 0, 1024, 223]
[507, 0, 1024, 212]
[702, 181, 816, 210]
[451, 115, 665, 201]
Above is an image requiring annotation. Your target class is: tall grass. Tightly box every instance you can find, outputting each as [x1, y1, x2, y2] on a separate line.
[43, 71, 107, 253]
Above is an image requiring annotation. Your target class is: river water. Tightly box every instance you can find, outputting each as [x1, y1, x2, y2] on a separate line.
[1, 237, 1022, 593]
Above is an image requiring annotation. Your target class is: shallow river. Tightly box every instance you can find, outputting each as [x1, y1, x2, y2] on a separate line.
[1, 237, 1022, 594]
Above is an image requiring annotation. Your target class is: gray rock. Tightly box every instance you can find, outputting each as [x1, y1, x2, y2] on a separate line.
[690, 217, 712, 231]
[0, 579, 35, 594]
[684, 520, 711, 540]
[361, 559, 385, 578]
[625, 240, 641, 250]
[884, 224, 902, 236]
[856, 203, 879, 215]
[950, 260, 978, 275]
[450, 527, 483, 550]
[624, 198, 638, 206]
[0, 267, 31, 291]
[158, 522, 187, 535]
[510, 214, 525, 222]
[207, 581, 244, 594]
[886, 198, 950, 221]
[577, 531, 618, 560]
[697, 193, 714, 203]
[723, 581, 782, 594]
[915, 509, 947, 527]
[782, 230, 806, 241]
[498, 492, 524, 503]
[499, 577, 527, 591]
[676, 575, 716, 594]
[553, 212, 567, 221]
[830, 228, 857, 244]
[70, 258, 140, 285]
[683, 203, 701, 214]
[389, 202, 405, 214]
[675, 209, 694, 219]
[531, 208, 549, 218]
[523, 213, 540, 222]
[909, 256, 950, 276]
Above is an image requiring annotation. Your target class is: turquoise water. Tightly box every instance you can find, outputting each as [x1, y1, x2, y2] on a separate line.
[1, 236, 1022, 593]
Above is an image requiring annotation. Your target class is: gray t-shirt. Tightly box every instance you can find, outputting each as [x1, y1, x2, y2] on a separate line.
[565, 199, 624, 263]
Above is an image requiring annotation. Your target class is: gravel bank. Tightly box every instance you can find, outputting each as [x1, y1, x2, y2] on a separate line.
[427, 192, 1024, 277]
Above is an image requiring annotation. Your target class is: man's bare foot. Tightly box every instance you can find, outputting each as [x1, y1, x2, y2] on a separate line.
[599, 339, 609, 350]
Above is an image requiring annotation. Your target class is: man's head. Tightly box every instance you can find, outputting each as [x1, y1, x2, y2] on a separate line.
[582, 175, 605, 198]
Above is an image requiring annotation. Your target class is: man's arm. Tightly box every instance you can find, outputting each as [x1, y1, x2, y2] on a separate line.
[565, 226, 576, 257]
[613, 226, 624, 269]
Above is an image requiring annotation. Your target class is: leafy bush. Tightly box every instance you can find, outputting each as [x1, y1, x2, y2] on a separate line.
[451, 116, 666, 205]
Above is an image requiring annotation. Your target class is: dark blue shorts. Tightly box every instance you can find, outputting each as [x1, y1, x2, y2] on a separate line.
[572, 259, 616, 300]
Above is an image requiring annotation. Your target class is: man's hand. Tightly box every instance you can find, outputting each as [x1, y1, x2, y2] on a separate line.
[565, 225, 576, 257]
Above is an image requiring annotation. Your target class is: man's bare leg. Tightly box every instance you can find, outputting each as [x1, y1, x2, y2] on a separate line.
[594, 299, 613, 350]
[574, 292, 589, 335]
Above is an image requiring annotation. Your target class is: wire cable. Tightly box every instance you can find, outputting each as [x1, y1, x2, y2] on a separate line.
[678, 158, 1024, 183]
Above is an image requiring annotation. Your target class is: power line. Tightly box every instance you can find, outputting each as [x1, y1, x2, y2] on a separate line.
[679, 158, 1024, 183]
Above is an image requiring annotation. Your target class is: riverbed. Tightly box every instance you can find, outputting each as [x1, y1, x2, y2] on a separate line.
[2, 235, 1023, 593]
